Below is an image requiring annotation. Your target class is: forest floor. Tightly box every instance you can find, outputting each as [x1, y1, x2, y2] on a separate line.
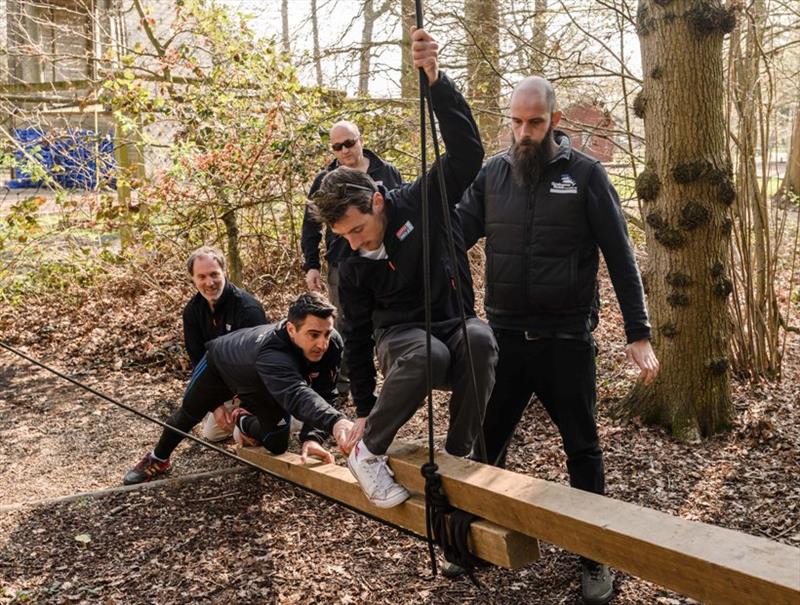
[1, 237, 799, 604]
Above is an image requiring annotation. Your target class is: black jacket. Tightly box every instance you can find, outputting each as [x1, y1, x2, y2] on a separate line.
[205, 321, 344, 443]
[337, 74, 484, 416]
[301, 149, 403, 272]
[183, 281, 268, 366]
[458, 132, 651, 343]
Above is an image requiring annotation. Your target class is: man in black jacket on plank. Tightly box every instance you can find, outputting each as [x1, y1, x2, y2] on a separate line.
[182, 246, 268, 442]
[124, 292, 353, 485]
[311, 27, 498, 509]
[457, 76, 660, 605]
[301, 123, 403, 394]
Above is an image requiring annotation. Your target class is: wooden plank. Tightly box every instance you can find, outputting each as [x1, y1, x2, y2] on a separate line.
[236, 446, 539, 569]
[386, 443, 800, 605]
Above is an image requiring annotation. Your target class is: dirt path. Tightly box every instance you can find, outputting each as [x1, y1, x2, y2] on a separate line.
[2, 335, 798, 603]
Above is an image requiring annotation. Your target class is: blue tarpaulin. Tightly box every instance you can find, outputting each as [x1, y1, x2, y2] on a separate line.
[6, 128, 116, 190]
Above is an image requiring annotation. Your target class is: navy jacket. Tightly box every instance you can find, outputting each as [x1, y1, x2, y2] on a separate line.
[457, 132, 651, 343]
[205, 321, 344, 443]
[336, 74, 484, 416]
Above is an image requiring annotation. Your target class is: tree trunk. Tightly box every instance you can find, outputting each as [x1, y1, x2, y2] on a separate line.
[310, 0, 323, 87]
[778, 103, 800, 201]
[281, 0, 290, 55]
[400, 0, 415, 99]
[465, 0, 501, 147]
[221, 208, 243, 286]
[620, 0, 735, 439]
[531, 0, 548, 74]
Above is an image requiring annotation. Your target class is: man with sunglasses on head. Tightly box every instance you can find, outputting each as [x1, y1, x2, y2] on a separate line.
[301, 121, 403, 395]
[310, 27, 497, 509]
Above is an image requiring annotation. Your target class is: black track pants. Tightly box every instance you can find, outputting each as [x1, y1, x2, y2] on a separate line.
[479, 331, 604, 495]
[153, 354, 289, 460]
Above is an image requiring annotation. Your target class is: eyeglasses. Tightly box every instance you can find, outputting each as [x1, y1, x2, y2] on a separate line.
[331, 138, 358, 152]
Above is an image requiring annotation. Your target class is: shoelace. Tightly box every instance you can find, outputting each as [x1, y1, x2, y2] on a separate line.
[363, 456, 396, 493]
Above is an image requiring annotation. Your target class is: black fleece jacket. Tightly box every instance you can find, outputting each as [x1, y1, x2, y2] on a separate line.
[336, 73, 484, 416]
[182, 281, 268, 367]
[457, 132, 651, 343]
[205, 321, 344, 444]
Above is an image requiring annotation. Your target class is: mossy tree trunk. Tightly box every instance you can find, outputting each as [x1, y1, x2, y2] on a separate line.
[621, 0, 736, 439]
[465, 0, 501, 147]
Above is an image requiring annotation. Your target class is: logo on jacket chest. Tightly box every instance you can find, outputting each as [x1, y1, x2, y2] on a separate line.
[395, 220, 414, 241]
[550, 173, 578, 195]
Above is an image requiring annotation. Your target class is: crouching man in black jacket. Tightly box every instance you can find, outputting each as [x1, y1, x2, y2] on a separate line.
[182, 246, 268, 441]
[123, 292, 353, 485]
[310, 27, 498, 509]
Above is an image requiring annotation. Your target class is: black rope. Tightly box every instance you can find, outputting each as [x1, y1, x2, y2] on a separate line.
[414, 0, 438, 579]
[0, 341, 426, 544]
[413, 1, 485, 584]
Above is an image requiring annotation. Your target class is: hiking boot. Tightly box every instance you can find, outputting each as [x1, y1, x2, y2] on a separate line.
[441, 560, 466, 578]
[123, 452, 171, 485]
[347, 442, 410, 508]
[231, 408, 260, 448]
[581, 560, 614, 605]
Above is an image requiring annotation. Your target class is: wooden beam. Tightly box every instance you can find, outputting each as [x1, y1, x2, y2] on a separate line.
[236, 446, 539, 570]
[386, 443, 800, 605]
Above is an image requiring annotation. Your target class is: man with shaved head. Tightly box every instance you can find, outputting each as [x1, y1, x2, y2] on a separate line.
[301, 120, 403, 394]
[457, 76, 660, 604]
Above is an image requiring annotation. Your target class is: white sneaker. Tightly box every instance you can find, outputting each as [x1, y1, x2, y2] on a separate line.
[347, 442, 410, 508]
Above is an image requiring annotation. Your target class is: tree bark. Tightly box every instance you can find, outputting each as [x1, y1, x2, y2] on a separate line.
[620, 0, 735, 438]
[465, 0, 501, 146]
[221, 207, 243, 285]
[400, 0, 415, 99]
[281, 0, 290, 55]
[310, 0, 323, 87]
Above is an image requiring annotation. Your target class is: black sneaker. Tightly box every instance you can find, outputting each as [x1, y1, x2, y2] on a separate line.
[123, 452, 171, 485]
[581, 560, 614, 605]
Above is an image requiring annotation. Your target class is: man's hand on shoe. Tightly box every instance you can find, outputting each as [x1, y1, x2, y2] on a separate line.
[340, 416, 367, 455]
[301, 439, 335, 464]
[305, 269, 325, 293]
[332, 418, 354, 452]
[212, 404, 234, 432]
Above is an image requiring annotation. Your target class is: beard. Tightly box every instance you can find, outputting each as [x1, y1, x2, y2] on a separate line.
[511, 127, 553, 189]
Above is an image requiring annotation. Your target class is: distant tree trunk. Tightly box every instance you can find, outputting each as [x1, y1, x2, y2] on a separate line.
[619, 0, 736, 439]
[221, 207, 243, 285]
[281, 0, 290, 55]
[778, 103, 800, 201]
[465, 0, 501, 146]
[531, 0, 548, 74]
[311, 0, 323, 87]
[400, 0, 415, 99]
[358, 0, 376, 96]
[358, 0, 390, 96]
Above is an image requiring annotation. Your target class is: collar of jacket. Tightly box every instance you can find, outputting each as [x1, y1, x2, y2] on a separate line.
[325, 148, 387, 175]
[501, 129, 573, 167]
[274, 318, 315, 367]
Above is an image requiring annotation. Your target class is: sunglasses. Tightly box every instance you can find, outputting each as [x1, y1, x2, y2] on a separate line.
[331, 138, 358, 152]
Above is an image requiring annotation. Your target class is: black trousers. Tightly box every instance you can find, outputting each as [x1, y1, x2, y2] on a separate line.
[153, 354, 290, 460]
[479, 330, 604, 495]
